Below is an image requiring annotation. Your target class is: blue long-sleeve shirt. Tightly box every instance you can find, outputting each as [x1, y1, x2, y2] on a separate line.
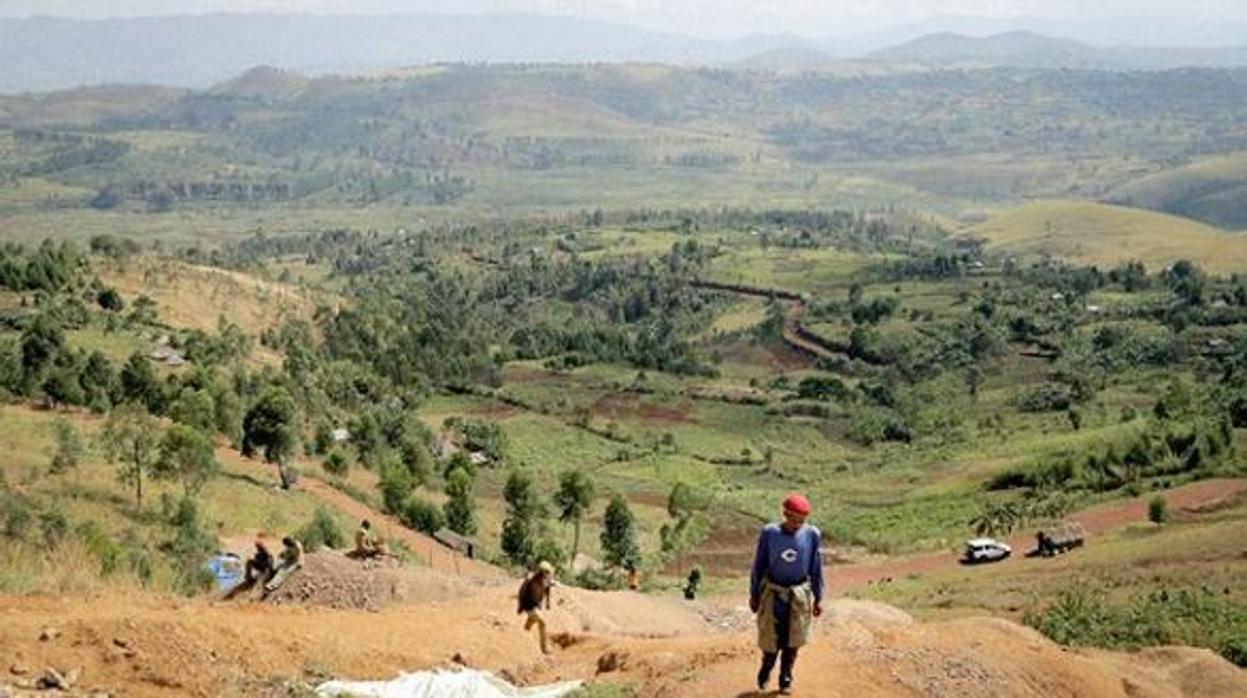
[750, 523, 824, 603]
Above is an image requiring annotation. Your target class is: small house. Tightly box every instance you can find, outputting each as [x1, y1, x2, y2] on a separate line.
[330, 428, 351, 444]
[433, 528, 479, 559]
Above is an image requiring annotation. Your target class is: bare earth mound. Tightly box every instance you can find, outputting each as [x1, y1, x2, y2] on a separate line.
[259, 552, 482, 611]
[2, 583, 1243, 697]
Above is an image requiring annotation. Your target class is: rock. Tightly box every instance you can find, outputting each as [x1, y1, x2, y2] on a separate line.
[112, 638, 130, 649]
[0, 683, 13, 698]
[63, 667, 81, 688]
[13, 677, 35, 689]
[596, 651, 627, 674]
[37, 667, 69, 690]
[38, 627, 61, 642]
[451, 652, 470, 666]
[8, 664, 28, 676]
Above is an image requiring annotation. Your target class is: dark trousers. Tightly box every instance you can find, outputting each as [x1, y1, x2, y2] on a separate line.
[759, 593, 798, 687]
[758, 648, 798, 689]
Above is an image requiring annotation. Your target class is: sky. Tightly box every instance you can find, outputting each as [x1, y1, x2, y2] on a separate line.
[2, 1, 1245, 38]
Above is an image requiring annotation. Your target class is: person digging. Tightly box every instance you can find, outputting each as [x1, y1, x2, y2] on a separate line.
[749, 493, 824, 696]
[517, 560, 556, 654]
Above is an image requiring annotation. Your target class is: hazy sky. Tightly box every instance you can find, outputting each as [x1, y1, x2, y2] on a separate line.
[2, 1, 1245, 38]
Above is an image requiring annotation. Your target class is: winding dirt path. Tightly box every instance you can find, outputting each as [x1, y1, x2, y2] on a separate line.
[826, 477, 1247, 595]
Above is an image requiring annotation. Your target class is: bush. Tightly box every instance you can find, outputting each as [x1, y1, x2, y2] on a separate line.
[1148, 496, 1170, 525]
[1, 493, 34, 540]
[1017, 384, 1073, 412]
[400, 497, 445, 535]
[297, 507, 346, 552]
[322, 449, 349, 477]
[1025, 586, 1247, 667]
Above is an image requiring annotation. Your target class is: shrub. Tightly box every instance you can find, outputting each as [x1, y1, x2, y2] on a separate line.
[1017, 384, 1073, 412]
[322, 449, 349, 477]
[1148, 496, 1170, 525]
[296, 507, 346, 552]
[400, 497, 445, 535]
[1025, 586, 1247, 667]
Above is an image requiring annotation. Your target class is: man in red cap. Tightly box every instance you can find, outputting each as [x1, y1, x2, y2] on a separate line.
[749, 493, 824, 695]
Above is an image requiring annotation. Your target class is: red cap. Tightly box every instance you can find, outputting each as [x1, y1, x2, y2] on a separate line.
[783, 493, 811, 516]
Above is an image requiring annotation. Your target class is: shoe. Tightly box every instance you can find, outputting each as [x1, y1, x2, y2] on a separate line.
[778, 687, 792, 696]
[757, 676, 769, 692]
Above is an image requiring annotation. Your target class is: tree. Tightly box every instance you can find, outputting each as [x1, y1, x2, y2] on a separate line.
[80, 351, 117, 412]
[501, 468, 545, 566]
[42, 366, 84, 408]
[100, 403, 162, 511]
[555, 470, 594, 567]
[119, 351, 163, 413]
[171, 389, 217, 433]
[19, 315, 64, 391]
[155, 425, 219, 496]
[241, 386, 298, 465]
[49, 417, 83, 475]
[378, 456, 414, 514]
[443, 466, 477, 536]
[401, 497, 445, 535]
[600, 494, 639, 569]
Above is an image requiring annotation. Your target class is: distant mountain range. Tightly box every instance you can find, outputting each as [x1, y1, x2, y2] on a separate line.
[3, 13, 1247, 93]
[868, 31, 1247, 71]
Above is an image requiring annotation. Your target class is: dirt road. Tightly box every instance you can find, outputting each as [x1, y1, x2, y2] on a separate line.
[827, 477, 1247, 594]
[2, 588, 1242, 697]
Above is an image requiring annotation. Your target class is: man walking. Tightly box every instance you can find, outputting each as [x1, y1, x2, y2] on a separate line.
[750, 493, 824, 695]
[517, 560, 555, 654]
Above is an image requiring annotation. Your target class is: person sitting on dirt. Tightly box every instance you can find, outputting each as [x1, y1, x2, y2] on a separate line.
[351, 519, 390, 560]
[749, 493, 824, 696]
[224, 536, 275, 600]
[263, 536, 304, 595]
[517, 560, 556, 654]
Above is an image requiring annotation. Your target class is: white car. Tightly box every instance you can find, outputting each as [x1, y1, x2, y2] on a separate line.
[963, 537, 1012, 564]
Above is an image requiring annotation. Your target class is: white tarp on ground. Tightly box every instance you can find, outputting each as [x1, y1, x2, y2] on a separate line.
[315, 668, 583, 698]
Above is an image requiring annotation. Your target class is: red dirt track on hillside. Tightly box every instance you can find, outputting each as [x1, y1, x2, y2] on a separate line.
[826, 477, 1247, 595]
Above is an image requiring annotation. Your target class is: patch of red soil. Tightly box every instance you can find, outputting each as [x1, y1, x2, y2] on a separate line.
[591, 394, 695, 424]
[467, 402, 519, 419]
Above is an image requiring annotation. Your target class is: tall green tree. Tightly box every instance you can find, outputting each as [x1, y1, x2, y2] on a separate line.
[241, 386, 298, 464]
[555, 470, 594, 567]
[501, 468, 545, 566]
[443, 466, 477, 536]
[600, 494, 639, 569]
[100, 403, 162, 511]
[19, 315, 64, 392]
[119, 351, 163, 413]
[80, 350, 117, 412]
[171, 388, 217, 433]
[155, 425, 219, 496]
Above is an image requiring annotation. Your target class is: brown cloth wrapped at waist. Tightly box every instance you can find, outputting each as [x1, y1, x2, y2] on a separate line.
[756, 579, 814, 653]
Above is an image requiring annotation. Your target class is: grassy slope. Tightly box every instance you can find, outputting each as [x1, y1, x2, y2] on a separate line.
[856, 494, 1247, 620]
[0, 404, 359, 594]
[1109, 152, 1247, 229]
[969, 200, 1247, 273]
